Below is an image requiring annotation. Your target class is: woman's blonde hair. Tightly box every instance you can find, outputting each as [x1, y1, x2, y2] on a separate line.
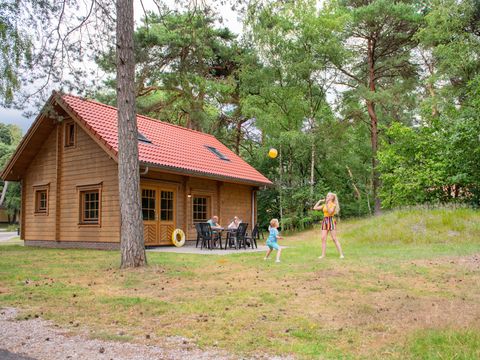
[270, 218, 279, 227]
[327, 192, 340, 215]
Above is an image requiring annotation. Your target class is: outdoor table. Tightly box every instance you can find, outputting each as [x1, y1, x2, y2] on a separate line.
[210, 227, 224, 249]
[222, 228, 239, 249]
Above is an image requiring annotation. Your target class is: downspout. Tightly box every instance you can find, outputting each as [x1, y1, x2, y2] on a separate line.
[251, 189, 255, 228]
[139, 166, 149, 176]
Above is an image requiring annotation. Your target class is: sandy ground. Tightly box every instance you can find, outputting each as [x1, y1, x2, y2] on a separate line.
[0, 308, 290, 360]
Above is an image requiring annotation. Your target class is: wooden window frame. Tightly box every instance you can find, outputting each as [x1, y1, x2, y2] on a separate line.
[160, 190, 174, 222]
[141, 188, 156, 221]
[192, 195, 210, 223]
[77, 183, 102, 227]
[64, 121, 76, 148]
[33, 184, 49, 216]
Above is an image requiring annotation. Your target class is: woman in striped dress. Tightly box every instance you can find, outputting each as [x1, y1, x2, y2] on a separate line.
[313, 193, 344, 259]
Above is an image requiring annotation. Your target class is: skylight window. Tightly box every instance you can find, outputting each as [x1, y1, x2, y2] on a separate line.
[138, 132, 152, 143]
[205, 146, 230, 161]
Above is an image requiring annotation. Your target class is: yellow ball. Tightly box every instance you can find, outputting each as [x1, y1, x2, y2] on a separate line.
[268, 148, 278, 159]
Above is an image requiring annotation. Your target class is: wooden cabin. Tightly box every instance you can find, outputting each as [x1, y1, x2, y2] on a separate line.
[1, 92, 272, 249]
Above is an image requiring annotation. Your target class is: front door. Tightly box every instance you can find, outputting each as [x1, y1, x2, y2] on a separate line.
[141, 185, 176, 246]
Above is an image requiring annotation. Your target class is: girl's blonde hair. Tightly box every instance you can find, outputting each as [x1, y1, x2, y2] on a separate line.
[327, 192, 340, 215]
[270, 218, 279, 227]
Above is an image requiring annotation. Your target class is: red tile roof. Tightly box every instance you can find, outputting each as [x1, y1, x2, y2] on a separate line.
[58, 93, 272, 186]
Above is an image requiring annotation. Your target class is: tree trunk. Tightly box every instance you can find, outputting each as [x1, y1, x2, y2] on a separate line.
[278, 146, 283, 226]
[235, 120, 242, 155]
[425, 81, 438, 117]
[0, 181, 8, 206]
[367, 38, 381, 214]
[117, 0, 146, 268]
[310, 137, 315, 200]
[366, 99, 381, 214]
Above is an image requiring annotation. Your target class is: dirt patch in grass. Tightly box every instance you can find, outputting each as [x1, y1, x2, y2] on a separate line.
[283, 258, 480, 356]
[410, 253, 480, 271]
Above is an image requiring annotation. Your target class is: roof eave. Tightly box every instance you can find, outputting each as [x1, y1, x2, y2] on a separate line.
[0, 93, 59, 181]
[140, 161, 273, 187]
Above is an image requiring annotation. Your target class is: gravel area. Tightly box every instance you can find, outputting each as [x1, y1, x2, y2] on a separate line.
[0, 308, 291, 360]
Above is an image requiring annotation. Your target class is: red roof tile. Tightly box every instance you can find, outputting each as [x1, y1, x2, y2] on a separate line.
[58, 93, 272, 186]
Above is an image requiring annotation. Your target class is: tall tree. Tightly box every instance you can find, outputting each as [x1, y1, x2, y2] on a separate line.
[116, 0, 146, 268]
[0, 0, 147, 267]
[331, 0, 423, 213]
[379, 0, 480, 206]
[245, 0, 339, 200]
[97, 10, 240, 132]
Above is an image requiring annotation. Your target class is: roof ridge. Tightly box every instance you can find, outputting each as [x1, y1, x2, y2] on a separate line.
[60, 93, 216, 138]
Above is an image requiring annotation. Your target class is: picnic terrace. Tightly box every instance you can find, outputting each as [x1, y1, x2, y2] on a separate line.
[1, 91, 272, 249]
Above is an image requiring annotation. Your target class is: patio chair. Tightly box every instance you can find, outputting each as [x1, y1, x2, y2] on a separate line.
[235, 223, 248, 249]
[224, 227, 238, 249]
[200, 223, 222, 250]
[195, 223, 203, 248]
[245, 224, 259, 249]
[198, 223, 211, 249]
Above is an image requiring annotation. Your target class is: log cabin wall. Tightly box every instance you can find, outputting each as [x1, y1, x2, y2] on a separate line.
[185, 178, 255, 240]
[220, 182, 254, 231]
[23, 129, 58, 241]
[186, 177, 219, 240]
[58, 121, 120, 243]
[23, 118, 120, 245]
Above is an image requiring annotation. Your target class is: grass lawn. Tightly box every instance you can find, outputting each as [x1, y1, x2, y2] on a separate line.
[1, 208, 479, 359]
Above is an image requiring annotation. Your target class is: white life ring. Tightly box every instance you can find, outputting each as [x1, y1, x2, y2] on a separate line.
[172, 229, 186, 247]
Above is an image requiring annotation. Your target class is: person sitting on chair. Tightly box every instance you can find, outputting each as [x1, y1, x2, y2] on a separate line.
[207, 215, 222, 248]
[227, 216, 242, 230]
[207, 215, 222, 230]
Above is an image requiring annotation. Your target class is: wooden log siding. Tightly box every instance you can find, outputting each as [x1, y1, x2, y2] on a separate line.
[23, 120, 120, 244]
[21, 116, 258, 246]
[55, 124, 62, 241]
[220, 183, 253, 233]
[59, 121, 119, 242]
[24, 130, 57, 241]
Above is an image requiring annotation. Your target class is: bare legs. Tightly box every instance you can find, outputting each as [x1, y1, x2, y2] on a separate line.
[264, 247, 282, 262]
[319, 230, 328, 258]
[319, 229, 344, 259]
[330, 230, 344, 258]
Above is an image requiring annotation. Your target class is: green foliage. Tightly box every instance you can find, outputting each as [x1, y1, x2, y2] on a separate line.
[378, 122, 449, 207]
[97, 9, 240, 132]
[380, 0, 480, 208]
[89, 1, 480, 222]
[0, 123, 22, 168]
[0, 0, 32, 105]
[241, 0, 373, 228]
[341, 206, 480, 245]
[4, 181, 20, 218]
[0, 122, 22, 223]
[416, 0, 480, 99]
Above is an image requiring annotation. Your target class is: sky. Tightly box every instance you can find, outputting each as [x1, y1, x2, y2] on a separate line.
[0, 0, 243, 135]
